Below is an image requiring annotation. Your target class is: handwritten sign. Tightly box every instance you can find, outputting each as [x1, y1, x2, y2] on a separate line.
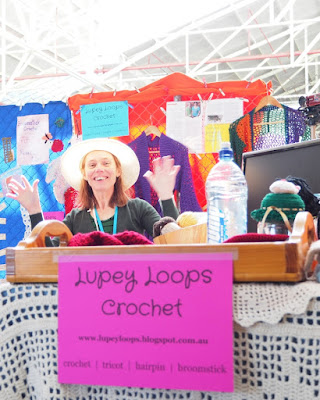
[58, 252, 234, 392]
[16, 114, 50, 165]
[80, 101, 129, 139]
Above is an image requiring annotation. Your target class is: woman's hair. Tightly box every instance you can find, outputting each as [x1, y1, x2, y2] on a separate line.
[76, 152, 129, 210]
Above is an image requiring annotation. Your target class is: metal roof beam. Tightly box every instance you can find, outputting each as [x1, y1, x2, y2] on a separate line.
[3, 50, 320, 82]
[295, 31, 320, 65]
[272, 65, 305, 94]
[15, 0, 86, 44]
[274, 0, 296, 23]
[192, 30, 292, 76]
[98, 0, 258, 82]
[309, 75, 320, 94]
[243, 0, 300, 88]
[198, 18, 316, 78]
[197, 30, 243, 80]
[0, 19, 110, 92]
[0, 10, 61, 75]
[183, 18, 320, 34]
[191, 1, 271, 75]
[200, 60, 320, 75]
[5, 51, 34, 89]
[243, 25, 304, 80]
[279, 81, 312, 95]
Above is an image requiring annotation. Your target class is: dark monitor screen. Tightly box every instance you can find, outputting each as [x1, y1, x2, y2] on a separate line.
[243, 139, 320, 233]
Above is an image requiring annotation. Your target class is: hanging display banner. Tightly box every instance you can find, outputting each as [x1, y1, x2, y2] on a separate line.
[166, 98, 243, 153]
[58, 252, 234, 392]
[80, 101, 129, 139]
[16, 114, 50, 165]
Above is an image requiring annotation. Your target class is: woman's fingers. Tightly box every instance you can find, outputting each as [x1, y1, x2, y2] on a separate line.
[7, 182, 20, 194]
[152, 157, 162, 175]
[5, 175, 42, 214]
[161, 156, 175, 174]
[5, 192, 16, 200]
[143, 169, 153, 180]
[143, 170, 155, 187]
[7, 177, 39, 195]
[32, 179, 40, 193]
[7, 177, 24, 191]
[143, 157, 180, 201]
[171, 165, 181, 177]
[149, 156, 180, 179]
[152, 156, 176, 174]
[21, 175, 32, 190]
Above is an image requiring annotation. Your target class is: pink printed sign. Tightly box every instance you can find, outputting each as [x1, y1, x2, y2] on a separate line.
[43, 211, 64, 221]
[58, 252, 234, 392]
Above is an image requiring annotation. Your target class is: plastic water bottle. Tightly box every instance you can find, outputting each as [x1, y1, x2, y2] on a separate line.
[206, 142, 248, 243]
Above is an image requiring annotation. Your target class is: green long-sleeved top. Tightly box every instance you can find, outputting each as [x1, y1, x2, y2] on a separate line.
[30, 198, 179, 247]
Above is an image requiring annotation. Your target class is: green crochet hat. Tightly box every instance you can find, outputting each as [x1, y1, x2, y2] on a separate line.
[251, 180, 305, 223]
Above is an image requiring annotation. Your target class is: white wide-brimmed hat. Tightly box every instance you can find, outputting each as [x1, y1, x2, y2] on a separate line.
[60, 138, 140, 191]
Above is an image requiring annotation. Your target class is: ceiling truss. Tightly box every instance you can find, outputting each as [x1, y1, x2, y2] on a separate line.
[0, 0, 319, 106]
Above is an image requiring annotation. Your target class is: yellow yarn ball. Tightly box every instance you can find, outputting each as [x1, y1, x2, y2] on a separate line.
[176, 212, 198, 228]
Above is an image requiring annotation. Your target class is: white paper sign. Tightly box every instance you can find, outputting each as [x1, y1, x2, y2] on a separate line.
[16, 114, 50, 165]
[166, 101, 203, 154]
[205, 99, 244, 124]
[166, 99, 243, 153]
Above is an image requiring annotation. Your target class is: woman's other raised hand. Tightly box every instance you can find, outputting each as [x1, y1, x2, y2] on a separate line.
[6, 175, 42, 215]
[143, 156, 180, 200]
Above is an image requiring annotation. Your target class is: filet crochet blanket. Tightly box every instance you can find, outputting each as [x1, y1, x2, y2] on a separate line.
[1, 281, 320, 399]
[229, 105, 311, 166]
[128, 132, 202, 214]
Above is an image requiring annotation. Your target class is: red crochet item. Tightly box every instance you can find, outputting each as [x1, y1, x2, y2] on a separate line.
[64, 187, 78, 215]
[223, 233, 289, 243]
[68, 230, 154, 247]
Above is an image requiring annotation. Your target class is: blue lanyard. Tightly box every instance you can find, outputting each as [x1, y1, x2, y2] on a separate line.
[94, 206, 118, 235]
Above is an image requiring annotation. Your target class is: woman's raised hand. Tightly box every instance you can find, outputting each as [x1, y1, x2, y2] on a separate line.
[6, 175, 42, 215]
[143, 156, 180, 200]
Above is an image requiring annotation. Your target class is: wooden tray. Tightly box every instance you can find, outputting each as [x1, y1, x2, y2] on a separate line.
[153, 223, 207, 244]
[5, 212, 315, 283]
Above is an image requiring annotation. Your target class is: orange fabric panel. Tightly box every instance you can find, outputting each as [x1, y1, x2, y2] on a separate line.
[188, 153, 219, 210]
[68, 72, 272, 112]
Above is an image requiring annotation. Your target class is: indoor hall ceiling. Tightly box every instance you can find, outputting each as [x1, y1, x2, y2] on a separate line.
[0, 0, 319, 108]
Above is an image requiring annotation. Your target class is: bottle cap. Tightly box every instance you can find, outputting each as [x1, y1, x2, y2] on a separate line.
[219, 142, 233, 158]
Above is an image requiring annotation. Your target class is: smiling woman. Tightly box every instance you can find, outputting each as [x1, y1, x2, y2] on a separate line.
[77, 149, 129, 224]
[6, 138, 180, 246]
[81, 151, 122, 212]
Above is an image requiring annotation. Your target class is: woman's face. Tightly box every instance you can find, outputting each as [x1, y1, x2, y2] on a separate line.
[83, 150, 120, 193]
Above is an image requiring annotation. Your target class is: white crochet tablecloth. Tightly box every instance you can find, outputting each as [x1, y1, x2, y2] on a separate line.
[233, 280, 320, 327]
[1, 281, 320, 400]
